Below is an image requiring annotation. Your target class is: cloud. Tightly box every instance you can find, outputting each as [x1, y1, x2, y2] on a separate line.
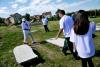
[16, 0, 92, 15]
[0, 9, 6, 14]
[15, 0, 28, 4]
[16, 0, 52, 15]
[56, 0, 63, 3]
[0, 7, 11, 18]
[40, 0, 52, 5]
[69, 0, 91, 7]
[1, 7, 7, 10]
[11, 3, 18, 8]
[10, 0, 28, 9]
[0, 0, 94, 18]
[0, 7, 8, 14]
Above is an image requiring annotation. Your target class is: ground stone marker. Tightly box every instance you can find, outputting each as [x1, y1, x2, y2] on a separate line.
[13, 44, 38, 64]
[96, 23, 100, 31]
[31, 30, 38, 32]
[96, 26, 100, 31]
[46, 38, 64, 47]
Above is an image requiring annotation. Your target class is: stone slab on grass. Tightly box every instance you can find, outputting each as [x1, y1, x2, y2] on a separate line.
[96, 23, 100, 31]
[13, 45, 38, 64]
[96, 25, 100, 31]
[31, 30, 38, 32]
[46, 38, 64, 47]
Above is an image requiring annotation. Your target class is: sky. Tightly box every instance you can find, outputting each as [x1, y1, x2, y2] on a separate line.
[0, 0, 100, 18]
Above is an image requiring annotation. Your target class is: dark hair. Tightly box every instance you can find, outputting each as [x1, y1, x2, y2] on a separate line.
[74, 10, 90, 35]
[42, 16, 45, 18]
[25, 13, 30, 21]
[78, 10, 85, 13]
[58, 10, 65, 15]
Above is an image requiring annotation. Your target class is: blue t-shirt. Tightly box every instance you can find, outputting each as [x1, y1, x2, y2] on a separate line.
[21, 21, 30, 30]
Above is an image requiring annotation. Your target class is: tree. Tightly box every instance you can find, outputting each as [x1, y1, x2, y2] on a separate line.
[0, 17, 5, 26]
[0, 17, 4, 23]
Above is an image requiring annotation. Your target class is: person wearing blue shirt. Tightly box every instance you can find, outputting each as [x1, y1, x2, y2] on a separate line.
[21, 18, 35, 44]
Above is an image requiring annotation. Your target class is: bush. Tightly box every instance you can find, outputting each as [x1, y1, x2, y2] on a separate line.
[48, 15, 60, 21]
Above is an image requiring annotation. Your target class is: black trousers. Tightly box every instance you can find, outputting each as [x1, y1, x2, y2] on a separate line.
[62, 38, 80, 60]
[62, 37, 73, 55]
[44, 25, 49, 32]
[81, 57, 94, 67]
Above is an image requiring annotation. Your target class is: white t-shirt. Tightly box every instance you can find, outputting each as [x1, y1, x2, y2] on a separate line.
[59, 15, 74, 37]
[91, 22, 96, 34]
[42, 17, 48, 25]
[70, 22, 96, 58]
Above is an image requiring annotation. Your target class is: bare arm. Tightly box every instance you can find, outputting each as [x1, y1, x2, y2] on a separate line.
[73, 43, 76, 52]
[56, 28, 63, 39]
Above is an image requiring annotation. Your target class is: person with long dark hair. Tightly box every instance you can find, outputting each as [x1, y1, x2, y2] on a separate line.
[70, 10, 95, 67]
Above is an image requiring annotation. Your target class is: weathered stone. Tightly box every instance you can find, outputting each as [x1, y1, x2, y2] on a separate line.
[46, 38, 64, 47]
[13, 45, 38, 64]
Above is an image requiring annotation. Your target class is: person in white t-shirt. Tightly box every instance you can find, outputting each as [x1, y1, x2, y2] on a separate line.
[56, 10, 74, 56]
[42, 16, 49, 32]
[70, 10, 95, 67]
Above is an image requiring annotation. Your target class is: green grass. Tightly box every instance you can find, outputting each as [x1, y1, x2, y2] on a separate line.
[89, 17, 100, 23]
[0, 17, 100, 67]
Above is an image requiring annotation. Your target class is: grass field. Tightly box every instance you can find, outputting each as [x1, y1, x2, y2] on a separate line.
[0, 17, 100, 67]
[89, 17, 100, 23]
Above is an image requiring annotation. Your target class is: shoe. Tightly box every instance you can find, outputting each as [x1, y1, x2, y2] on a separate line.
[62, 49, 67, 55]
[24, 42, 28, 44]
[32, 42, 37, 44]
[73, 52, 80, 60]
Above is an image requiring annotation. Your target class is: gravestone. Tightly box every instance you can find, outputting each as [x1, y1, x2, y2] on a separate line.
[46, 38, 64, 47]
[31, 30, 38, 32]
[13, 44, 38, 64]
[96, 23, 100, 31]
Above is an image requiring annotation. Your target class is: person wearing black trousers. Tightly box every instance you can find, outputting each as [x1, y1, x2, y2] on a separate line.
[55, 10, 74, 56]
[70, 10, 95, 67]
[42, 16, 49, 32]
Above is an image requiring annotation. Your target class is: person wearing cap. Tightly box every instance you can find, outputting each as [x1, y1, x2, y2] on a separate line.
[21, 18, 35, 44]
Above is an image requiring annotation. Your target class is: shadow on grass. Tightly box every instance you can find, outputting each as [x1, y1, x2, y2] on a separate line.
[0, 37, 2, 39]
[0, 63, 4, 67]
[39, 41, 48, 44]
[95, 50, 100, 57]
[21, 49, 45, 67]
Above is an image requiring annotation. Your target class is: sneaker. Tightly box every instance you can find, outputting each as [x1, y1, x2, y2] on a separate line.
[24, 42, 28, 44]
[32, 42, 37, 44]
[62, 50, 67, 55]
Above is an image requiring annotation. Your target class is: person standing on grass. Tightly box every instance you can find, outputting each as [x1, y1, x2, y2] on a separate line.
[56, 10, 74, 56]
[42, 16, 49, 32]
[21, 18, 36, 44]
[70, 10, 95, 67]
